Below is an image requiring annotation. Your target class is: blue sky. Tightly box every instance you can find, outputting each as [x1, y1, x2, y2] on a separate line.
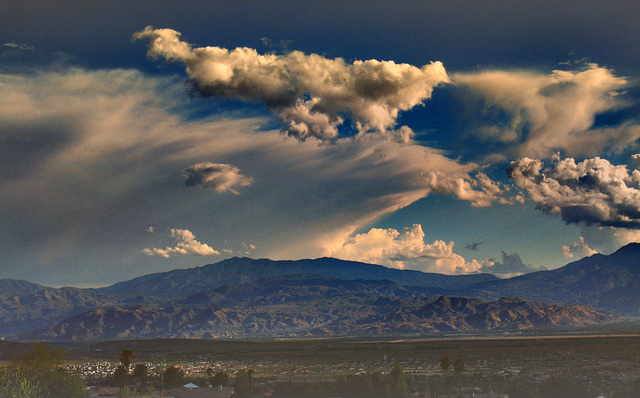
[1, 1, 640, 286]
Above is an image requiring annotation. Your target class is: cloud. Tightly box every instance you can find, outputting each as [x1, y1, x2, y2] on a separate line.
[453, 64, 636, 159]
[182, 162, 253, 194]
[479, 251, 545, 276]
[328, 224, 483, 274]
[143, 228, 219, 258]
[3, 43, 33, 51]
[465, 241, 482, 251]
[508, 155, 640, 228]
[0, 66, 507, 284]
[577, 226, 640, 255]
[133, 26, 450, 142]
[561, 237, 598, 259]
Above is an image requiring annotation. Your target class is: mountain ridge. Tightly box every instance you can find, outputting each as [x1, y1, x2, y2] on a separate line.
[98, 256, 499, 298]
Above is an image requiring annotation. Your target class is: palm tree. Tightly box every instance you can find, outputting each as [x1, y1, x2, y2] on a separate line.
[119, 349, 136, 387]
[120, 349, 136, 372]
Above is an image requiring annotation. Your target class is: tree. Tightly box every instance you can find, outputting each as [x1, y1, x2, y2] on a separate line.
[206, 367, 214, 380]
[12, 344, 85, 398]
[133, 363, 149, 388]
[212, 370, 230, 387]
[113, 364, 129, 388]
[235, 368, 254, 398]
[439, 355, 451, 398]
[0, 368, 42, 398]
[163, 366, 185, 389]
[120, 349, 136, 372]
[453, 357, 465, 393]
[388, 363, 410, 398]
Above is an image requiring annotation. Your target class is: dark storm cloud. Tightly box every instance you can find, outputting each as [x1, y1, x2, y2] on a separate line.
[465, 241, 482, 251]
[480, 251, 546, 276]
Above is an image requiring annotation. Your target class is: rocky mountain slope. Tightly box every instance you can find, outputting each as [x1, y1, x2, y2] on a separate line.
[5, 243, 640, 339]
[25, 275, 618, 340]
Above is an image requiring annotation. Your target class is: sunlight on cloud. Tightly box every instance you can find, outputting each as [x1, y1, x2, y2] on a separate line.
[0, 66, 507, 271]
[328, 224, 484, 274]
[508, 155, 640, 228]
[561, 237, 598, 259]
[454, 64, 635, 159]
[133, 26, 450, 142]
[143, 228, 219, 257]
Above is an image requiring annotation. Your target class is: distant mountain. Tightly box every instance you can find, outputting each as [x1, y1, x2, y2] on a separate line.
[0, 285, 125, 335]
[7, 244, 640, 339]
[99, 257, 499, 298]
[465, 243, 640, 315]
[25, 275, 618, 340]
[0, 279, 48, 296]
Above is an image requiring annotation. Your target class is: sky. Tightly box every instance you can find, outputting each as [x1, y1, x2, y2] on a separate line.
[2, 1, 640, 287]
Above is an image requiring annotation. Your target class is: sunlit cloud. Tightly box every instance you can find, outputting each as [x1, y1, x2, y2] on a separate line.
[143, 228, 219, 257]
[508, 155, 640, 228]
[453, 64, 636, 159]
[133, 26, 450, 142]
[561, 237, 598, 259]
[0, 66, 506, 277]
[328, 224, 484, 274]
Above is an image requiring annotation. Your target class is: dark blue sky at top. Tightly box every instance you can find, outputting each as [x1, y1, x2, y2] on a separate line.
[2, 0, 640, 286]
[4, 1, 639, 74]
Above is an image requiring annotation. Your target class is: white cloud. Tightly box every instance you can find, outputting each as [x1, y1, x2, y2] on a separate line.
[561, 237, 598, 259]
[182, 162, 253, 194]
[508, 155, 640, 228]
[453, 64, 635, 159]
[143, 228, 219, 258]
[133, 26, 450, 142]
[328, 224, 483, 274]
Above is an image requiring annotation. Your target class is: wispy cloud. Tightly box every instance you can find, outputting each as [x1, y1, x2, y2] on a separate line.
[0, 66, 507, 277]
[453, 64, 635, 159]
[133, 26, 450, 142]
[183, 162, 253, 194]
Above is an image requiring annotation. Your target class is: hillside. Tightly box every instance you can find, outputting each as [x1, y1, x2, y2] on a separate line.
[99, 257, 499, 298]
[25, 275, 618, 340]
[465, 243, 640, 314]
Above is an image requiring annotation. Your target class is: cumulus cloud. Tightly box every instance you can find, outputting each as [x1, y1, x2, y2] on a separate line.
[133, 26, 450, 142]
[561, 237, 598, 259]
[508, 155, 640, 228]
[182, 162, 253, 194]
[453, 64, 636, 159]
[328, 224, 483, 274]
[479, 251, 546, 277]
[143, 228, 219, 258]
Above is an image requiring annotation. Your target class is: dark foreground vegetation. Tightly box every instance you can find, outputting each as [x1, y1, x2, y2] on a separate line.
[1, 333, 640, 397]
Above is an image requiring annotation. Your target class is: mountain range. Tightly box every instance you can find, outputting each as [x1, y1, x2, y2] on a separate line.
[3, 243, 640, 340]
